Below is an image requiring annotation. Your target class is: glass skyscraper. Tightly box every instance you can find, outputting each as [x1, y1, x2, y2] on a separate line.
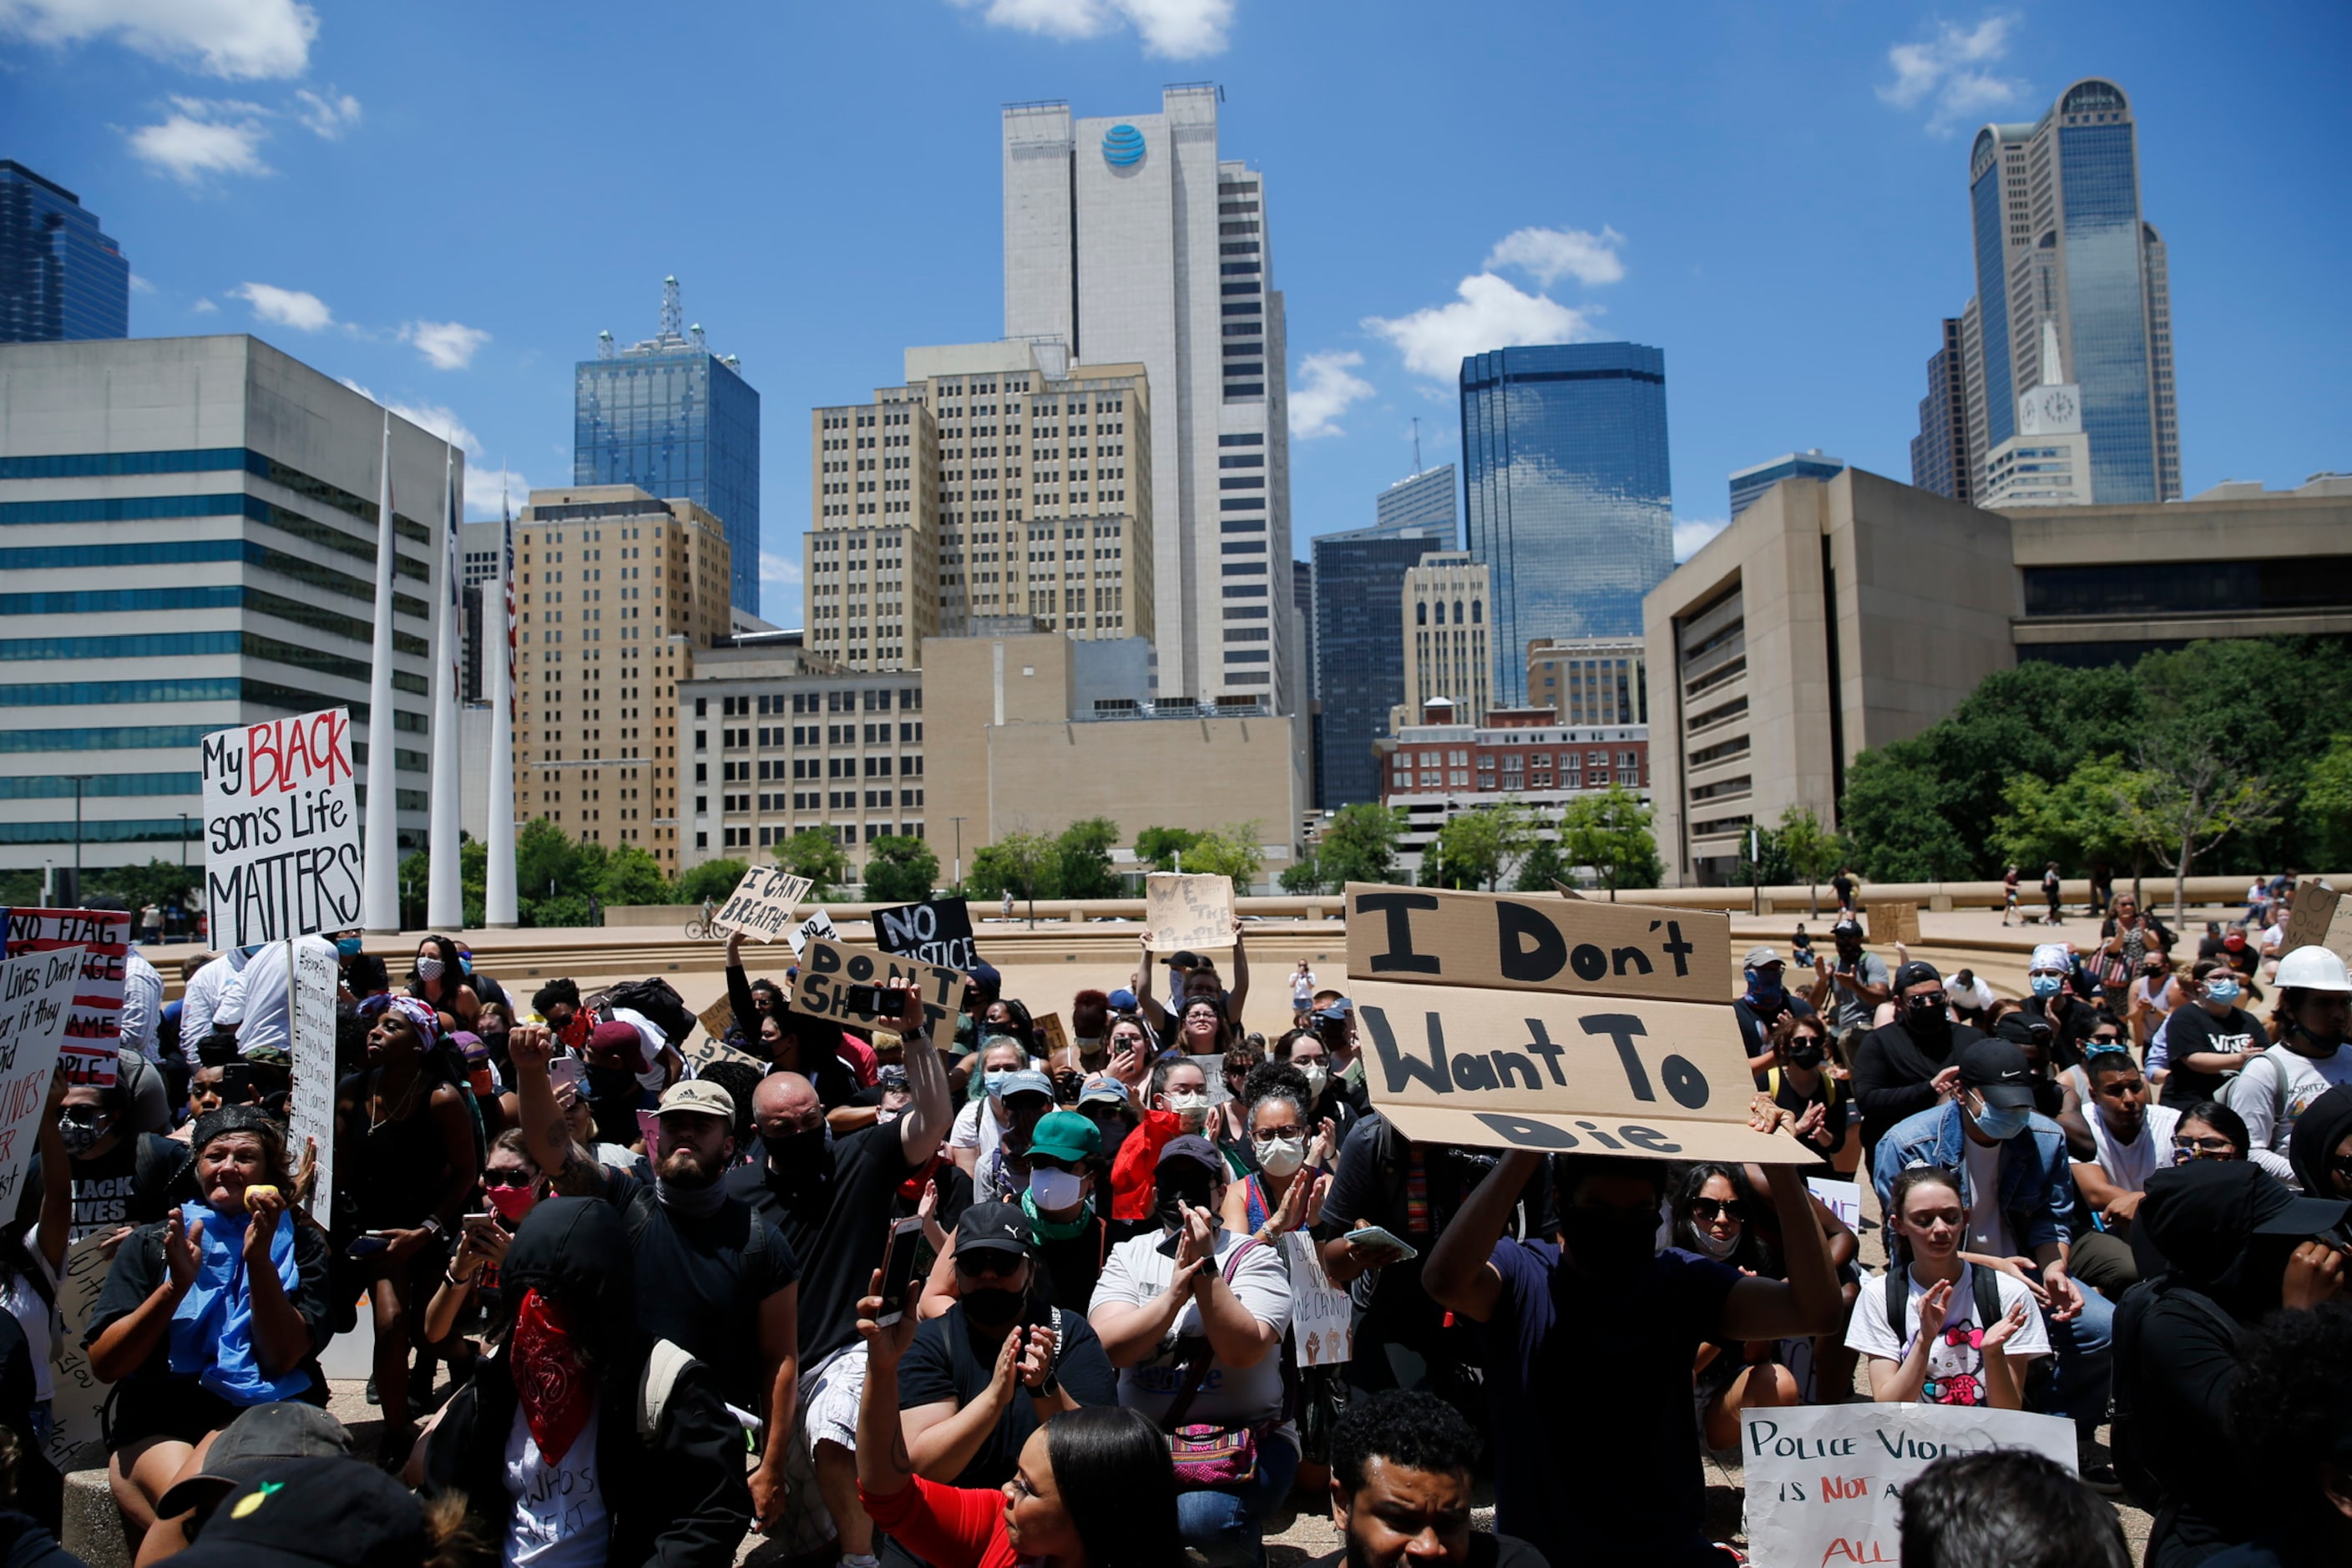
[1956, 79, 2179, 504]
[1375, 463, 1457, 534]
[1459, 343, 1672, 708]
[574, 278, 761, 613]
[1, 161, 129, 344]
[1312, 520, 1452, 807]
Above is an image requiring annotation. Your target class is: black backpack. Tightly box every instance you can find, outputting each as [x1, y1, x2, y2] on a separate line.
[1883, 1260, 2005, 1353]
[598, 977, 698, 1055]
[2110, 1276, 2241, 1514]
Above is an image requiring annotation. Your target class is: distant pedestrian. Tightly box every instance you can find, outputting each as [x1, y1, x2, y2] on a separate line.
[2003, 866, 2021, 926]
[1833, 866, 1858, 917]
[139, 903, 163, 944]
[2042, 862, 2064, 927]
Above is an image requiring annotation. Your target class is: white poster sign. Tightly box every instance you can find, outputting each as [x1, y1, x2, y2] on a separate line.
[289, 938, 339, 1220]
[200, 708, 361, 947]
[1286, 1232, 1353, 1367]
[711, 868, 813, 943]
[0, 948, 81, 1211]
[1742, 1403, 2076, 1567]
[3, 908, 129, 1087]
[43, 1232, 114, 1471]
[1145, 873, 1235, 953]
[785, 908, 837, 958]
[1805, 1176, 1863, 1234]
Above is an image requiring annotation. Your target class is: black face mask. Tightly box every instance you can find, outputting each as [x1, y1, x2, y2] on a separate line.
[962, 1287, 1025, 1328]
[761, 1126, 830, 1179]
[1558, 1207, 1659, 1278]
[1788, 1044, 1825, 1070]
[1903, 1007, 1953, 1048]
[585, 1065, 640, 1104]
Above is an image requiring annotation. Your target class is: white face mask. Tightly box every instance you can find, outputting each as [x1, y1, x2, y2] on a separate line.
[1028, 1167, 1085, 1211]
[1687, 1226, 1742, 1261]
[1296, 1063, 1328, 1098]
[1164, 1090, 1209, 1124]
[1253, 1135, 1306, 1178]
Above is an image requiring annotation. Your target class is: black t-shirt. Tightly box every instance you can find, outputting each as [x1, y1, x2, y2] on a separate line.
[895, 1302, 1117, 1488]
[41, 1136, 184, 1243]
[1762, 1065, 1848, 1166]
[726, 1122, 917, 1364]
[1031, 1215, 1109, 1315]
[87, 1211, 334, 1386]
[2158, 1005, 2266, 1108]
[1852, 1019, 1985, 1147]
[1831, 875, 1854, 904]
[589, 1166, 800, 1411]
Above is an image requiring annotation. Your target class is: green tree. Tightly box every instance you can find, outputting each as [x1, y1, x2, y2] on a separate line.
[2306, 733, 2352, 869]
[1318, 803, 1407, 887]
[1053, 817, 1123, 899]
[776, 830, 853, 900]
[675, 857, 751, 906]
[1177, 823, 1266, 890]
[1428, 802, 1540, 892]
[1511, 837, 1568, 893]
[970, 831, 1058, 920]
[1839, 739, 1976, 882]
[1733, 822, 1793, 893]
[599, 846, 670, 908]
[1776, 805, 1845, 917]
[2111, 736, 2280, 925]
[1556, 784, 1663, 899]
[862, 836, 940, 903]
[1278, 848, 1327, 894]
[515, 818, 580, 904]
[1132, 827, 1203, 873]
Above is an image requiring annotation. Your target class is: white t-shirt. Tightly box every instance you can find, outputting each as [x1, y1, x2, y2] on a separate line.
[949, 1096, 1007, 1168]
[2225, 1046, 2352, 1160]
[1845, 1262, 2050, 1407]
[1, 1248, 59, 1403]
[502, 1405, 608, 1568]
[1962, 1137, 2012, 1257]
[2086, 1103, 2180, 1196]
[215, 935, 340, 1059]
[177, 948, 250, 1063]
[1290, 971, 1317, 1009]
[1090, 1230, 1294, 1436]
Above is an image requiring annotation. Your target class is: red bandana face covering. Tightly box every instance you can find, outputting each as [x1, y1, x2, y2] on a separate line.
[511, 1287, 594, 1463]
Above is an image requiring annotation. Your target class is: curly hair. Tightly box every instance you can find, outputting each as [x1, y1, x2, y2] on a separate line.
[2226, 1300, 2352, 1545]
[1330, 1388, 1483, 1495]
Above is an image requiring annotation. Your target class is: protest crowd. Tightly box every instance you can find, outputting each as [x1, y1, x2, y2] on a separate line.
[1, 878, 2347, 1568]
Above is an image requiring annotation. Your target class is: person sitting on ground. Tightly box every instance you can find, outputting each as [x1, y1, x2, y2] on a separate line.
[2207, 1301, 2352, 1568]
[1736, 945, 1818, 1078]
[1813, 918, 1892, 1052]
[2228, 945, 2352, 1176]
[1270, 1026, 1358, 1150]
[40, 1073, 185, 1243]
[950, 1038, 1036, 1179]
[1105, 1056, 1214, 1226]
[1219, 1062, 1333, 1252]
[2149, 959, 2267, 1108]
[1853, 960, 1985, 1158]
[1308, 1388, 1545, 1568]
[1677, 1163, 1805, 1447]
[1847, 1166, 2046, 1410]
[1898, 1448, 2129, 1568]
[1089, 1135, 1295, 1563]
[896, 1201, 1118, 1491]
[2287, 1084, 2352, 1204]
[854, 1264, 1181, 1568]
[1758, 1012, 1846, 1166]
[2066, 1048, 2178, 1298]
[407, 935, 481, 1035]
[419, 1128, 546, 1354]
[86, 1107, 333, 1548]
[421, 1196, 752, 1568]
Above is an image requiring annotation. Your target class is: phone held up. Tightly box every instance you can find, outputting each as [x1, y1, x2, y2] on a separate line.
[872, 1216, 925, 1327]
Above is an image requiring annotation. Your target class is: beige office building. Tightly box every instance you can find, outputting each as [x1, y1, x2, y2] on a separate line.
[1399, 553, 1492, 728]
[805, 340, 1153, 670]
[514, 485, 732, 870]
[1525, 635, 1649, 727]
[1644, 465, 2352, 885]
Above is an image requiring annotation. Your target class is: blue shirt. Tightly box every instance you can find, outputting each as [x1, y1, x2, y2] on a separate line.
[1869, 1101, 2081, 1256]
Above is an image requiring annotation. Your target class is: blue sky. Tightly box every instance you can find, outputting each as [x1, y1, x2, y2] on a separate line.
[4, 0, 2345, 622]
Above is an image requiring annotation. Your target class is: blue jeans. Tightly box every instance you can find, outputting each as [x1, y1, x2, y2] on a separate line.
[1173, 1430, 1298, 1567]
[2044, 1282, 2115, 1441]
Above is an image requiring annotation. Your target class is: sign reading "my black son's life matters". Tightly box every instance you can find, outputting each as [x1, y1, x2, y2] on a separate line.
[1343, 884, 1800, 1165]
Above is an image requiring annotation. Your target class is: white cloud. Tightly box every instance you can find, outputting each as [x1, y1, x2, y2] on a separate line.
[341, 387, 532, 519]
[1673, 518, 1728, 563]
[126, 98, 270, 182]
[1878, 15, 2026, 134]
[1484, 225, 1626, 288]
[0, 0, 317, 78]
[761, 552, 804, 591]
[292, 85, 359, 138]
[946, 0, 1233, 57]
[230, 280, 331, 331]
[190, 296, 218, 314]
[128, 273, 156, 294]
[1364, 272, 1598, 381]
[1288, 351, 1373, 440]
[402, 320, 490, 372]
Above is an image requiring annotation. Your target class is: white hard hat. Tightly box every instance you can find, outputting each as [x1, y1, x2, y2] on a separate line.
[2274, 944, 2352, 994]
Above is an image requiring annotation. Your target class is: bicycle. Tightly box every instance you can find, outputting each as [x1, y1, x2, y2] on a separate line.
[683, 918, 721, 941]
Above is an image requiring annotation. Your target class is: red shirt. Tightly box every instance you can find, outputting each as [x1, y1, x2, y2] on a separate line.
[1108, 1106, 1182, 1222]
[859, 1475, 1022, 1568]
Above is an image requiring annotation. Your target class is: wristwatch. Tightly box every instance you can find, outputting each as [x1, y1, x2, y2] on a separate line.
[1034, 1368, 1060, 1398]
[420, 1217, 443, 1238]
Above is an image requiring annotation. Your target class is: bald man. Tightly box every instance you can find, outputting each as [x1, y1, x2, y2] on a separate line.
[725, 990, 953, 1560]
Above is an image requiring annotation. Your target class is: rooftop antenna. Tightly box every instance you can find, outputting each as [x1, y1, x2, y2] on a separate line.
[1411, 417, 1422, 478]
[660, 276, 683, 340]
[597, 328, 614, 361]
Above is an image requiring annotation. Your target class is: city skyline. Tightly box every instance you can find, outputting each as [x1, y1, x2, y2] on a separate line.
[2, 3, 2344, 625]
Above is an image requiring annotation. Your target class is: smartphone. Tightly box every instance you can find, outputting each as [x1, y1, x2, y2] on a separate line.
[872, 1216, 925, 1327]
[461, 1211, 494, 1227]
[346, 1232, 392, 1258]
[1344, 1225, 1419, 1262]
[548, 1058, 586, 1097]
[842, 982, 888, 1018]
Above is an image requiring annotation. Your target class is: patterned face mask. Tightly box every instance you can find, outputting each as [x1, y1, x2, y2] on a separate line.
[511, 1287, 594, 1463]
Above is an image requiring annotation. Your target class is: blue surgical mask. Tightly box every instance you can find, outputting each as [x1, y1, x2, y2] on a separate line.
[984, 1070, 1015, 1098]
[1972, 1102, 2032, 1141]
[2205, 978, 2241, 1005]
[2028, 973, 2064, 998]
[336, 936, 363, 959]
[458, 953, 473, 976]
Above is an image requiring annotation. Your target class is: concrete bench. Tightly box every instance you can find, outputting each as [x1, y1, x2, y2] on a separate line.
[63, 1467, 131, 1568]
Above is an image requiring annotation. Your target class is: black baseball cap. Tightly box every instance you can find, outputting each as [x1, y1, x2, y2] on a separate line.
[1894, 960, 1944, 992]
[1831, 918, 1864, 937]
[171, 1456, 427, 1568]
[953, 1200, 1034, 1259]
[1994, 1012, 2054, 1050]
[155, 1403, 352, 1518]
[1957, 1038, 2037, 1110]
[1156, 1133, 1224, 1173]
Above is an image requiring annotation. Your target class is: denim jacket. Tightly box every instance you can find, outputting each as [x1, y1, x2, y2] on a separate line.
[1869, 1101, 2081, 1255]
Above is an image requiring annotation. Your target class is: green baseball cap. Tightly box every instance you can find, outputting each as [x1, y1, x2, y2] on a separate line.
[1028, 1110, 1101, 1165]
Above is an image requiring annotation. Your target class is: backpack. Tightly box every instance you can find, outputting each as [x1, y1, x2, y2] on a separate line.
[599, 978, 698, 1056]
[635, 1338, 698, 1443]
[1882, 1260, 2003, 1354]
[1767, 1065, 1839, 1109]
[2110, 1276, 2241, 1514]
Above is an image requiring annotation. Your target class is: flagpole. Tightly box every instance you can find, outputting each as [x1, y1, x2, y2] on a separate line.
[485, 485, 518, 928]
[361, 410, 402, 934]
[427, 442, 464, 930]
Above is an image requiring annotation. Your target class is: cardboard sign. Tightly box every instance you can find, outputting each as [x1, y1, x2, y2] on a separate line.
[1743, 1404, 2074, 1567]
[1866, 902, 1921, 947]
[785, 908, 837, 959]
[789, 937, 964, 1055]
[1034, 1011, 1070, 1061]
[1343, 883, 1732, 1005]
[873, 897, 980, 970]
[711, 868, 813, 943]
[1146, 873, 1236, 953]
[1352, 979, 1797, 1164]
[44, 1232, 114, 1471]
[1806, 1176, 1864, 1234]
[0, 948, 82, 1209]
[2279, 879, 2350, 965]
[200, 708, 361, 946]
[1286, 1232, 1353, 1367]
[288, 937, 339, 1221]
[3, 908, 129, 1087]
[697, 994, 739, 1047]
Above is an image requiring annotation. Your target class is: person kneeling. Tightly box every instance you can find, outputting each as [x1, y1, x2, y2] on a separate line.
[1311, 1389, 1543, 1567]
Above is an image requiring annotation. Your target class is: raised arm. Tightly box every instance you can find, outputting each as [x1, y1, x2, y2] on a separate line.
[1717, 1161, 1844, 1340]
[852, 1270, 923, 1503]
[1135, 936, 1169, 1034]
[508, 1023, 602, 1196]
[1422, 1149, 1544, 1325]
[893, 982, 952, 1168]
[1223, 919, 1250, 1019]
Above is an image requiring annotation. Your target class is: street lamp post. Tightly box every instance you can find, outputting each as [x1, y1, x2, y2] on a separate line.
[68, 775, 92, 905]
[949, 816, 966, 890]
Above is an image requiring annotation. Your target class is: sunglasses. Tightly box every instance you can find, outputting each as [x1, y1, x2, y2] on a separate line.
[2086, 1038, 2129, 1054]
[1905, 992, 1948, 1011]
[1687, 1197, 1742, 1223]
[2172, 1136, 2238, 1158]
[481, 1169, 534, 1189]
[955, 1252, 1025, 1279]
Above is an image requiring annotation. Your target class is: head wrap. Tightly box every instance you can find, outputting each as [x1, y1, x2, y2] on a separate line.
[358, 994, 439, 1039]
[190, 1103, 279, 1156]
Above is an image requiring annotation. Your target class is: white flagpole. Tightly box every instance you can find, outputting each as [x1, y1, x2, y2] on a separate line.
[361, 410, 402, 933]
[427, 442, 464, 929]
[485, 491, 518, 928]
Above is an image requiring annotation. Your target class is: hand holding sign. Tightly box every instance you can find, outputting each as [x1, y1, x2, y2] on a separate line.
[712, 868, 814, 943]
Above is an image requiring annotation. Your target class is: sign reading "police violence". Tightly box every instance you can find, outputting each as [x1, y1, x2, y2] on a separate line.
[1343, 883, 1793, 1164]
[200, 709, 361, 947]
